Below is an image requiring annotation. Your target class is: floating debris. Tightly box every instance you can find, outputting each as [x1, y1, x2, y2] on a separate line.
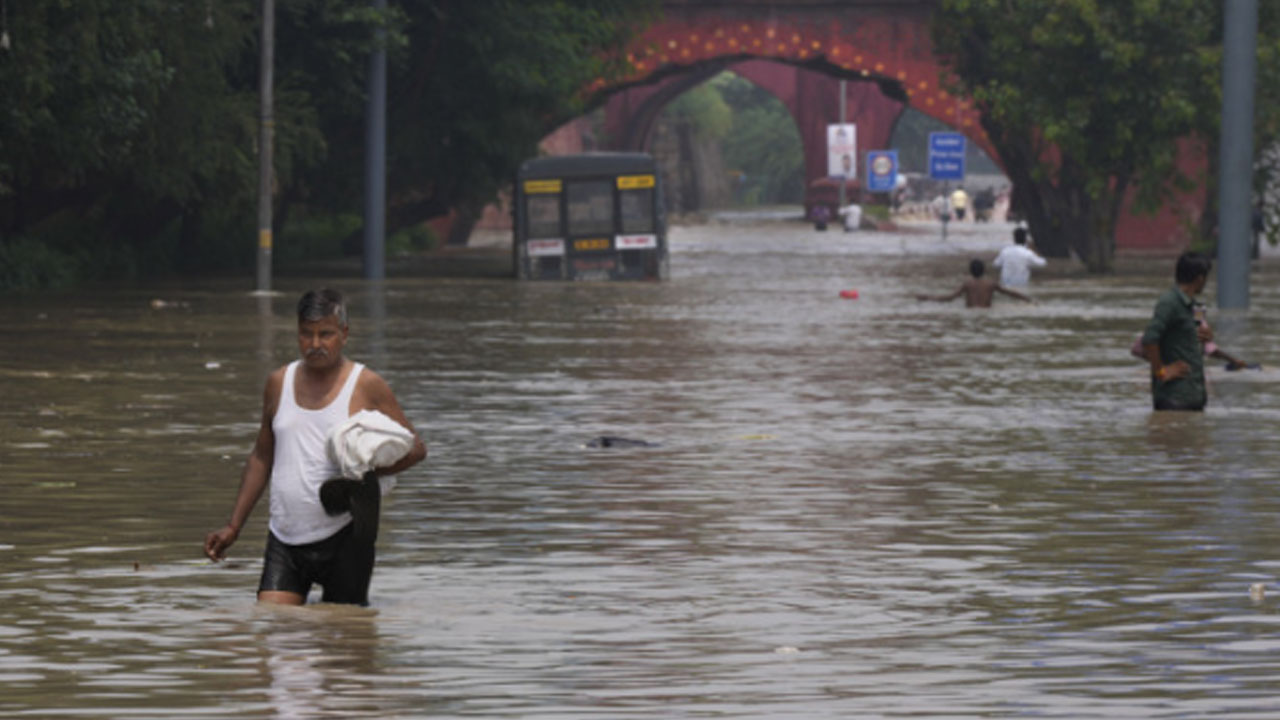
[586, 436, 660, 448]
[1250, 583, 1267, 602]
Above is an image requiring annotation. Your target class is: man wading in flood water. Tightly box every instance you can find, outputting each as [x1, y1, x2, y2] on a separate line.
[1141, 252, 1215, 412]
[203, 289, 426, 605]
[916, 258, 1033, 308]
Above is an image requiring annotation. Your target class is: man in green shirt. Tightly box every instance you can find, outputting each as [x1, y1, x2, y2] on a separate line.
[1141, 252, 1215, 411]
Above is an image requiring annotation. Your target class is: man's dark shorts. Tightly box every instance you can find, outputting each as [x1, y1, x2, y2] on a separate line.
[258, 524, 375, 605]
[1154, 397, 1205, 412]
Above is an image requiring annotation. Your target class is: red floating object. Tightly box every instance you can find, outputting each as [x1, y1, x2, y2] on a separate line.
[839, 289, 859, 299]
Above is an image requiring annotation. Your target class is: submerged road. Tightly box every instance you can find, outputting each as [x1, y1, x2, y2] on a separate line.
[3, 216, 1280, 717]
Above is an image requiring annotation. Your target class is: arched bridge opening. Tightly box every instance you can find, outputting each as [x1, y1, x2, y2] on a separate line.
[592, 5, 999, 216]
[613, 63, 808, 215]
[495, 0, 1193, 253]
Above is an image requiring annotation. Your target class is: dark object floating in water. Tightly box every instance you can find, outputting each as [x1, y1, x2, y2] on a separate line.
[587, 436, 659, 448]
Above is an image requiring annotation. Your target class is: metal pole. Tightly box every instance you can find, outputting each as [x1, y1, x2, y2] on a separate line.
[255, 0, 275, 292]
[256, 293, 275, 378]
[838, 79, 847, 212]
[1218, 0, 1257, 310]
[941, 181, 948, 242]
[363, 0, 388, 280]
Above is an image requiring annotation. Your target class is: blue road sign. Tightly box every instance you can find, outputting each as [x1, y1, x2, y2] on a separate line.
[929, 132, 965, 154]
[866, 150, 898, 192]
[929, 155, 965, 180]
[928, 132, 966, 181]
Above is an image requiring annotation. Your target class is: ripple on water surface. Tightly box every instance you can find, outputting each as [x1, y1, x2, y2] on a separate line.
[4, 220, 1280, 717]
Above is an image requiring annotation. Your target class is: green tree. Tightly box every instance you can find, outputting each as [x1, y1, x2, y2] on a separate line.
[664, 80, 733, 141]
[374, 0, 654, 244]
[933, 0, 1219, 271]
[1, 2, 231, 275]
[0, 0, 653, 288]
[716, 73, 804, 205]
[0, 1, 323, 280]
[1253, 22, 1280, 250]
[1191, 4, 1280, 255]
[255, 0, 654, 249]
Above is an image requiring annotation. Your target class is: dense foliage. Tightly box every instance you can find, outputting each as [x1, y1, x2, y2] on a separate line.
[716, 73, 806, 206]
[933, 0, 1226, 271]
[933, 1, 1280, 271]
[0, 0, 652, 289]
[659, 72, 805, 206]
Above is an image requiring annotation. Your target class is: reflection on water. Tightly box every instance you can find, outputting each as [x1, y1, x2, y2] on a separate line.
[4, 220, 1280, 717]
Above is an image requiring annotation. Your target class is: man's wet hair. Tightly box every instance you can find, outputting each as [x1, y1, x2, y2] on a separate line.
[1013, 227, 1028, 245]
[969, 258, 985, 277]
[1175, 251, 1212, 285]
[297, 288, 348, 328]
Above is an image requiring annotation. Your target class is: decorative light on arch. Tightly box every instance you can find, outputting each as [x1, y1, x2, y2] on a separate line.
[598, 18, 987, 134]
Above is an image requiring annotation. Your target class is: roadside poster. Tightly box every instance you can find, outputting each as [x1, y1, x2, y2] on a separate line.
[866, 150, 898, 192]
[827, 124, 857, 179]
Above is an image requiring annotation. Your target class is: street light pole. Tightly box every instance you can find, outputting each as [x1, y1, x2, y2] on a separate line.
[363, 0, 388, 280]
[255, 0, 275, 293]
[1217, 0, 1258, 310]
[837, 79, 847, 212]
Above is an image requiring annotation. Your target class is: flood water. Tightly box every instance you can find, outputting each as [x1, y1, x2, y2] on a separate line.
[4, 218, 1280, 718]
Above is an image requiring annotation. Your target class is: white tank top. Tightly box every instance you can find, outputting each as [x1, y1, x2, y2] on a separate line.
[269, 359, 364, 544]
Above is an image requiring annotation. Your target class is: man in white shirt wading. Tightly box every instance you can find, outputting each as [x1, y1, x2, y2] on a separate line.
[203, 289, 426, 606]
[992, 227, 1047, 287]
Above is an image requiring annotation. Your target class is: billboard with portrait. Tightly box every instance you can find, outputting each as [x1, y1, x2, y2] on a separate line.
[827, 124, 857, 179]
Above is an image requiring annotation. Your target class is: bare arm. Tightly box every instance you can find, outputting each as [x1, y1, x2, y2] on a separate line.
[1208, 347, 1249, 368]
[1143, 342, 1189, 382]
[359, 371, 427, 476]
[916, 285, 965, 303]
[995, 284, 1034, 303]
[204, 371, 281, 561]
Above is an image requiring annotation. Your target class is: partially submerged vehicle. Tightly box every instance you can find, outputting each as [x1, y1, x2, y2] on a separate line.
[513, 152, 668, 281]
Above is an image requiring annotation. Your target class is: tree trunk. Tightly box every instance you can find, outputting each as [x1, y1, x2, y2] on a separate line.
[980, 118, 1122, 270]
[1062, 213, 1108, 272]
[445, 204, 479, 247]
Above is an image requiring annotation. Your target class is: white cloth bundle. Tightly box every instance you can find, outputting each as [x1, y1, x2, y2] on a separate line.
[326, 409, 415, 492]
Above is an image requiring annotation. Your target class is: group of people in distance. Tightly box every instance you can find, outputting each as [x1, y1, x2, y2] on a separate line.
[915, 228, 1258, 412]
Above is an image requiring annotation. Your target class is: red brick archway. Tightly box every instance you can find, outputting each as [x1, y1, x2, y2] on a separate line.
[461, 1, 1198, 251]
[602, 59, 917, 215]
[576, 0, 1198, 252]
[596, 2, 994, 211]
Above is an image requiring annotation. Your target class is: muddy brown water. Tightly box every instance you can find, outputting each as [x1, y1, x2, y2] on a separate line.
[4, 220, 1280, 718]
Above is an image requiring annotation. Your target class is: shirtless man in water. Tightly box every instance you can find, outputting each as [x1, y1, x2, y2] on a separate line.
[204, 288, 426, 606]
[916, 258, 1033, 308]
